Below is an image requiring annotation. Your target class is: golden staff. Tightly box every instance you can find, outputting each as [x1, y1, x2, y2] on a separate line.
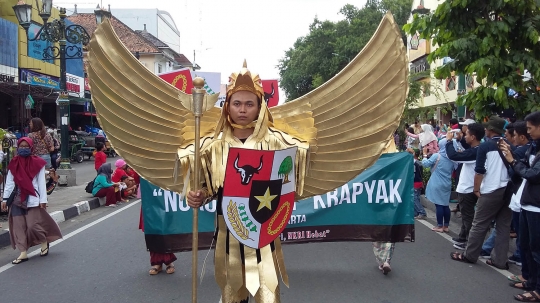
[191, 77, 206, 303]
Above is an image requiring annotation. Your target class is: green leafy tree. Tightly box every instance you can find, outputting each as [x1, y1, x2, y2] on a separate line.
[278, 0, 415, 101]
[404, 0, 540, 119]
[278, 156, 293, 184]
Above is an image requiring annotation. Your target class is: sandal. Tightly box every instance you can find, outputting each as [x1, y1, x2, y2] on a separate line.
[450, 252, 474, 263]
[12, 258, 29, 265]
[508, 274, 527, 283]
[514, 291, 540, 302]
[432, 227, 444, 233]
[40, 243, 49, 257]
[149, 265, 162, 275]
[510, 282, 534, 291]
[379, 262, 391, 275]
[443, 227, 449, 233]
[486, 259, 509, 270]
[166, 264, 175, 274]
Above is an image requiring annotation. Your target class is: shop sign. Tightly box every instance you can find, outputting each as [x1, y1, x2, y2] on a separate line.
[20, 69, 60, 89]
[410, 55, 430, 80]
[66, 73, 84, 97]
[0, 74, 15, 83]
[27, 23, 53, 63]
[84, 78, 90, 92]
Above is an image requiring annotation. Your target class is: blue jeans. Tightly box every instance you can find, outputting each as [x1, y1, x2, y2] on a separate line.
[413, 188, 426, 216]
[482, 228, 496, 254]
[519, 209, 540, 293]
[435, 204, 450, 227]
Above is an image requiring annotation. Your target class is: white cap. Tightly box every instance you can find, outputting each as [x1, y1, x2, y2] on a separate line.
[459, 119, 476, 125]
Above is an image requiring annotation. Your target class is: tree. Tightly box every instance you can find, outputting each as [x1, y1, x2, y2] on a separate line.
[278, 156, 293, 184]
[404, 0, 540, 119]
[279, 1, 415, 101]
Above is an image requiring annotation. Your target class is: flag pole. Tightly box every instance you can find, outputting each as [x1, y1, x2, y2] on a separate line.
[191, 77, 205, 303]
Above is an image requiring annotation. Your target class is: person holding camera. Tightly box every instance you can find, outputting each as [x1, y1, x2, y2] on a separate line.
[451, 116, 511, 270]
[499, 112, 540, 302]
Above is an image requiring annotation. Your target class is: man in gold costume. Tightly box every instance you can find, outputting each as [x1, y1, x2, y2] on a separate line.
[86, 11, 408, 303]
[187, 63, 308, 302]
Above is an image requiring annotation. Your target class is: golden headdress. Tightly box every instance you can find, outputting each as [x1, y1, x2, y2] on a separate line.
[214, 60, 274, 142]
[87, 12, 409, 198]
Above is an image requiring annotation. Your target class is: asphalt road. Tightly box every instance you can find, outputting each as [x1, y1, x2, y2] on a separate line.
[72, 156, 117, 185]
[0, 202, 525, 303]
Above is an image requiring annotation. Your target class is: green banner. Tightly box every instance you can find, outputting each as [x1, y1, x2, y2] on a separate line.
[141, 152, 414, 253]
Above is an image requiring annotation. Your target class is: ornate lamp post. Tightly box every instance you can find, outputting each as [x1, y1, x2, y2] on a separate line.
[12, 0, 110, 172]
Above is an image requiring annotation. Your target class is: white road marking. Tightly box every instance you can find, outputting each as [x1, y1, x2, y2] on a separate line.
[416, 217, 514, 277]
[0, 200, 140, 274]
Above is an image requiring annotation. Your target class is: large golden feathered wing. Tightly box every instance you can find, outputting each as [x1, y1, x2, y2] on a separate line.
[270, 12, 408, 199]
[86, 19, 220, 193]
[87, 12, 407, 197]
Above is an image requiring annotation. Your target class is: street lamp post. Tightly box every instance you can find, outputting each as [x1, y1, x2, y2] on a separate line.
[12, 0, 110, 174]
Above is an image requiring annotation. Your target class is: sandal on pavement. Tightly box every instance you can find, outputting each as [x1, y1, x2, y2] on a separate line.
[510, 282, 534, 291]
[443, 227, 449, 233]
[12, 258, 29, 265]
[40, 243, 49, 257]
[514, 291, 540, 302]
[166, 265, 175, 274]
[380, 262, 391, 275]
[486, 259, 509, 270]
[432, 227, 444, 233]
[450, 252, 474, 263]
[149, 266, 162, 275]
[508, 274, 527, 283]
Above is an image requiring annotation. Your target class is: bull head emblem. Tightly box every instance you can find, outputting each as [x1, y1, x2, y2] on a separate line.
[234, 155, 263, 185]
[264, 82, 275, 105]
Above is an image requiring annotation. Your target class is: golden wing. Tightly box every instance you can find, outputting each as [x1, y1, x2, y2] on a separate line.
[87, 19, 219, 192]
[270, 12, 408, 198]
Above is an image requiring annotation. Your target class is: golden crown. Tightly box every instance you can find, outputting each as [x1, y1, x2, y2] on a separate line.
[226, 60, 265, 101]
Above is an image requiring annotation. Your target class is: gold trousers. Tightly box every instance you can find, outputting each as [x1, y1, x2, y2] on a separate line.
[216, 215, 288, 303]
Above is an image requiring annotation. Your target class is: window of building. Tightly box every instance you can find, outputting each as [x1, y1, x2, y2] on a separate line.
[158, 64, 162, 74]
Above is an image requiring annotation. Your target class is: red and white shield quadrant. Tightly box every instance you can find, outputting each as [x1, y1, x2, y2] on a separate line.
[222, 147, 297, 248]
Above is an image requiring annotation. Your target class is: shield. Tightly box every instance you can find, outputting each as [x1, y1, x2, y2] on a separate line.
[222, 147, 297, 248]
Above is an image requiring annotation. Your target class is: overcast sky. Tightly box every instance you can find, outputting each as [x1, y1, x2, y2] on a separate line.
[57, 0, 368, 91]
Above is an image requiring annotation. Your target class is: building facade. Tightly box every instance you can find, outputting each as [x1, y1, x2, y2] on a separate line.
[407, 0, 478, 123]
[76, 7, 181, 54]
[0, 0, 64, 133]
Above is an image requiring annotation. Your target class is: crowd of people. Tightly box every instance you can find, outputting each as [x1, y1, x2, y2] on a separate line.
[403, 113, 540, 302]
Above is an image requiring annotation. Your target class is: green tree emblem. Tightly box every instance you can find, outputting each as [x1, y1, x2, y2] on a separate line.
[278, 156, 293, 184]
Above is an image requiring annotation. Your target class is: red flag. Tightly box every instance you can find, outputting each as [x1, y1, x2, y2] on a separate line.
[262, 79, 279, 108]
[158, 68, 194, 94]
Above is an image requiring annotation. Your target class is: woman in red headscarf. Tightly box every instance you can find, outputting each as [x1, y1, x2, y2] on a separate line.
[0, 137, 62, 264]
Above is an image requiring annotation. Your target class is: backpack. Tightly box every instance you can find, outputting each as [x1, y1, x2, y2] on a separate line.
[85, 179, 96, 193]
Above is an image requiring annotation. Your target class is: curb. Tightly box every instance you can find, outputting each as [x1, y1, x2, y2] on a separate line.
[420, 195, 461, 226]
[0, 197, 105, 250]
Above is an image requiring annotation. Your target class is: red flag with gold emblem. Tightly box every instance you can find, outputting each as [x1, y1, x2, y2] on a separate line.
[158, 68, 194, 93]
[222, 147, 297, 248]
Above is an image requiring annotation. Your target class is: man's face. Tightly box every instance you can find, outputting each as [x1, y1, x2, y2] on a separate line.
[465, 129, 475, 145]
[505, 129, 515, 145]
[462, 125, 469, 133]
[228, 91, 260, 126]
[527, 121, 540, 140]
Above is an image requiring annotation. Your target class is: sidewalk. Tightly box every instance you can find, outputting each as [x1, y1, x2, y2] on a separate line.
[419, 194, 519, 266]
[0, 183, 105, 249]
